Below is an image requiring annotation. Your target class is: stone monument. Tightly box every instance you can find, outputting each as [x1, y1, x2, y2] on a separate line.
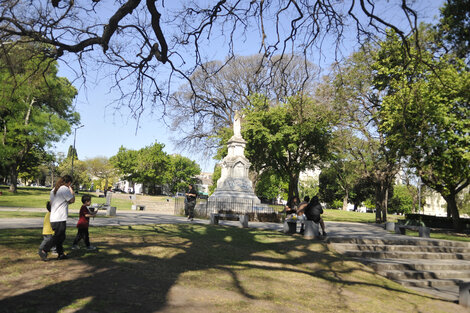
[208, 111, 261, 211]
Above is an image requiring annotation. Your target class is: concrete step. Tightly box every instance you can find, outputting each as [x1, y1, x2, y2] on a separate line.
[333, 243, 470, 254]
[382, 269, 470, 280]
[343, 250, 470, 260]
[398, 278, 470, 288]
[327, 236, 470, 248]
[363, 258, 470, 271]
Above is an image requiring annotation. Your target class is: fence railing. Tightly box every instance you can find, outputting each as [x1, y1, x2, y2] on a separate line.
[174, 197, 284, 222]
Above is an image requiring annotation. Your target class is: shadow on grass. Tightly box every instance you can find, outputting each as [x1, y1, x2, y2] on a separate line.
[0, 224, 443, 313]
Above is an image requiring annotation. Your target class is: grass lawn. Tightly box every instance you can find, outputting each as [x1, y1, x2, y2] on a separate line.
[0, 224, 466, 313]
[0, 186, 132, 210]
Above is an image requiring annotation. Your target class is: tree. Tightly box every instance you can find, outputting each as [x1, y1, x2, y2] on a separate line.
[326, 46, 400, 223]
[168, 54, 318, 156]
[0, 1, 428, 115]
[389, 184, 416, 215]
[111, 142, 170, 195]
[374, 30, 470, 230]
[255, 169, 288, 203]
[436, 0, 470, 61]
[86, 157, 116, 191]
[111, 146, 139, 183]
[166, 154, 201, 195]
[0, 42, 79, 192]
[243, 94, 334, 201]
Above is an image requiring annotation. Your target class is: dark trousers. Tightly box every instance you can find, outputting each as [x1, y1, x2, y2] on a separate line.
[45, 221, 66, 255]
[185, 201, 196, 218]
[73, 228, 90, 247]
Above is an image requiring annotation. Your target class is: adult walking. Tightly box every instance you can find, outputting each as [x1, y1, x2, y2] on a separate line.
[39, 175, 75, 261]
[185, 184, 197, 221]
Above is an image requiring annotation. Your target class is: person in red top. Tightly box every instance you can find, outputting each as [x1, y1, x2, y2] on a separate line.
[72, 195, 97, 250]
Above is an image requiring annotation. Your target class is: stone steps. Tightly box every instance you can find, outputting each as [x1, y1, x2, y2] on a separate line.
[327, 236, 470, 301]
[334, 243, 470, 254]
[343, 250, 470, 260]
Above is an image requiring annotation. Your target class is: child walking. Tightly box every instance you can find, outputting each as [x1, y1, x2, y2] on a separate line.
[72, 195, 97, 250]
[38, 201, 53, 261]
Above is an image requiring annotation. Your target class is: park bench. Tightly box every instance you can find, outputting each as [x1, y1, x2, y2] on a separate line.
[394, 223, 430, 238]
[283, 217, 321, 239]
[210, 213, 249, 228]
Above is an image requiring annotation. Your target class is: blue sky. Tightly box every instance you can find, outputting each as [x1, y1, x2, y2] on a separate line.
[52, 1, 444, 173]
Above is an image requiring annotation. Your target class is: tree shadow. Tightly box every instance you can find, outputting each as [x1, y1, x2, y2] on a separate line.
[0, 224, 447, 313]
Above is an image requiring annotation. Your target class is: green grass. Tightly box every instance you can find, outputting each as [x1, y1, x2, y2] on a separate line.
[323, 208, 400, 223]
[0, 186, 132, 210]
[0, 211, 108, 219]
[402, 230, 470, 242]
[0, 224, 466, 313]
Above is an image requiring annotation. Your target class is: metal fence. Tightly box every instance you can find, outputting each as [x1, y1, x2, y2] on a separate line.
[174, 197, 284, 222]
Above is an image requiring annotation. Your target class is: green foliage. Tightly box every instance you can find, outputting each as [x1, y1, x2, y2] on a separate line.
[86, 157, 116, 189]
[209, 165, 221, 195]
[436, 0, 470, 60]
[255, 169, 288, 201]
[299, 176, 318, 201]
[389, 185, 416, 215]
[111, 143, 201, 195]
[243, 94, 333, 200]
[374, 29, 470, 225]
[0, 42, 78, 191]
[167, 154, 201, 194]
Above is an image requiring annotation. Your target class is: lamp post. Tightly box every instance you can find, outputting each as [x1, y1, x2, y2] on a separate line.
[71, 125, 84, 178]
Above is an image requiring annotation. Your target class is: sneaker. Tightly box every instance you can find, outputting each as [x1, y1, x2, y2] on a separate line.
[190, 218, 194, 221]
[86, 246, 97, 251]
[71, 245, 80, 250]
[57, 254, 68, 260]
[38, 250, 48, 261]
[322, 232, 327, 236]
[50, 247, 58, 254]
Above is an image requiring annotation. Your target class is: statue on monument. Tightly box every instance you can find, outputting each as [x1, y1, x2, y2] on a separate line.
[233, 110, 241, 137]
[208, 109, 261, 206]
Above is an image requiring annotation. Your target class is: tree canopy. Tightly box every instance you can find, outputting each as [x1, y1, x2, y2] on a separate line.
[374, 29, 470, 229]
[0, 42, 78, 192]
[242, 94, 334, 201]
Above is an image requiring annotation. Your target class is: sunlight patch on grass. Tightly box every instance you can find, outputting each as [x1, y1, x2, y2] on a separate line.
[58, 296, 94, 312]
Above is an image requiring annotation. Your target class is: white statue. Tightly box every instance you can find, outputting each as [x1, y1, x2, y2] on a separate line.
[234, 111, 241, 137]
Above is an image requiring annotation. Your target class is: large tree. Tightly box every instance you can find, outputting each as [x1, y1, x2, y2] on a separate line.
[166, 154, 201, 195]
[374, 30, 470, 230]
[242, 94, 334, 201]
[0, 42, 78, 192]
[326, 45, 400, 223]
[86, 157, 116, 191]
[0, 1, 429, 115]
[111, 142, 170, 195]
[168, 54, 318, 156]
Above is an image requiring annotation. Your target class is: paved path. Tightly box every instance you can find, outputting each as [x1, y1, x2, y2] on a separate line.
[0, 209, 392, 238]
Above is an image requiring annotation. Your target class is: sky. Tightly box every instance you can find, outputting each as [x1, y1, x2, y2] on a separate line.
[52, 1, 445, 173]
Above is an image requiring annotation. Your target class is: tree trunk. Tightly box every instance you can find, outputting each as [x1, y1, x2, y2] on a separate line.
[287, 174, 299, 202]
[375, 181, 387, 223]
[9, 168, 18, 193]
[342, 190, 349, 211]
[444, 194, 461, 231]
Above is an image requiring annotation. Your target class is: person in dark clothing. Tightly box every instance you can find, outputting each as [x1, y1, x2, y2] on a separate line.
[302, 195, 327, 236]
[185, 184, 197, 221]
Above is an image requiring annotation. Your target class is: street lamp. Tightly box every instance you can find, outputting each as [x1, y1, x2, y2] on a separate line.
[71, 125, 84, 178]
